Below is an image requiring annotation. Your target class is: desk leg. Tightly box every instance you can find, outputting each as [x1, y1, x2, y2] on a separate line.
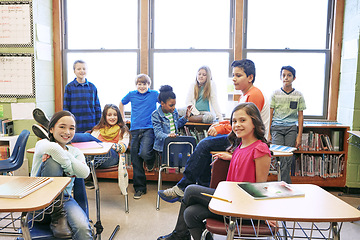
[20, 212, 31, 240]
[276, 157, 281, 181]
[331, 222, 339, 240]
[226, 217, 236, 240]
[89, 160, 103, 240]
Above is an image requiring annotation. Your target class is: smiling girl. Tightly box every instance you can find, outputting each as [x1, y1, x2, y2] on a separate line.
[31, 111, 92, 239]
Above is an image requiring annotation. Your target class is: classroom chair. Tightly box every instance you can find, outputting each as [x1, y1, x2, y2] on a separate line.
[156, 136, 197, 210]
[200, 158, 279, 240]
[0, 129, 30, 175]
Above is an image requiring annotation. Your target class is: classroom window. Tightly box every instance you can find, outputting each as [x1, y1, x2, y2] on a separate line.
[243, 0, 333, 118]
[63, 0, 139, 108]
[150, 0, 235, 117]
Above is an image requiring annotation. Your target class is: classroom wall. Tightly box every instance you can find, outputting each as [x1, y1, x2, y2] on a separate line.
[0, 0, 54, 173]
[338, 0, 360, 187]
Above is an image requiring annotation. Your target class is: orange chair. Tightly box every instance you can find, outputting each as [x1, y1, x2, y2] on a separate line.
[200, 157, 278, 240]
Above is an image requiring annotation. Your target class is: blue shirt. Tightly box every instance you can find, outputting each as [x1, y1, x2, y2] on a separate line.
[63, 78, 101, 133]
[121, 89, 159, 130]
[151, 106, 188, 152]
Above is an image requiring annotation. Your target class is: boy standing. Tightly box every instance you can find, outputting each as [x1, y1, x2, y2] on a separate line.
[63, 60, 101, 133]
[119, 74, 159, 199]
[157, 59, 270, 205]
[268, 65, 306, 184]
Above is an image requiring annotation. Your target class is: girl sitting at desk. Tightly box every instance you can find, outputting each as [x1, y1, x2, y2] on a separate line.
[157, 102, 272, 240]
[31, 111, 92, 239]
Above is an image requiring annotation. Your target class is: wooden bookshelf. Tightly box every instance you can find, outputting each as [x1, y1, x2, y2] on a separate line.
[268, 123, 349, 187]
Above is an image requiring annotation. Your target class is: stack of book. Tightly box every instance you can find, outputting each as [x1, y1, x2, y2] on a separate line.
[0, 119, 14, 136]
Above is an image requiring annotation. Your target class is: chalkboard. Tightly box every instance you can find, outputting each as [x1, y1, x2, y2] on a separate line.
[0, 53, 35, 98]
[0, 1, 33, 47]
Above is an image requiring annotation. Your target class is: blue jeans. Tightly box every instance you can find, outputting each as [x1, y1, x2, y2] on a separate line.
[36, 158, 93, 240]
[177, 135, 230, 190]
[271, 125, 297, 184]
[72, 133, 119, 169]
[130, 128, 155, 192]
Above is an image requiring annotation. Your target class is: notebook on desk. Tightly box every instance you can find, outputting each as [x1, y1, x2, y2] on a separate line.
[0, 177, 53, 199]
[237, 181, 305, 200]
[71, 141, 103, 150]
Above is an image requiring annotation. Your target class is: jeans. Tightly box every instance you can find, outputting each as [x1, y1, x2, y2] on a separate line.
[177, 135, 230, 190]
[72, 133, 119, 169]
[130, 128, 155, 192]
[271, 125, 297, 184]
[36, 158, 93, 240]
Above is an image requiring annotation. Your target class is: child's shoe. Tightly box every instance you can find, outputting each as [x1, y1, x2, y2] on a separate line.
[158, 185, 184, 203]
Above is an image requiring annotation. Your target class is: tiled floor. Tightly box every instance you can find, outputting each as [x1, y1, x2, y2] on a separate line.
[1, 179, 360, 239]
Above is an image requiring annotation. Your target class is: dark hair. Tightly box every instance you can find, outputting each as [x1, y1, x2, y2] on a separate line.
[48, 111, 76, 142]
[227, 102, 268, 153]
[158, 85, 176, 103]
[280, 65, 296, 78]
[231, 59, 256, 83]
[92, 104, 129, 139]
[73, 60, 86, 70]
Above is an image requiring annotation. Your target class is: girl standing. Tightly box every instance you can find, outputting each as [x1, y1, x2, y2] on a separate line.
[157, 102, 272, 240]
[182, 66, 223, 123]
[31, 111, 92, 240]
[152, 85, 191, 153]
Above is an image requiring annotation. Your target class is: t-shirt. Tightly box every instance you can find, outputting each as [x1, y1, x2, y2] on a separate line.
[270, 88, 306, 126]
[226, 140, 271, 183]
[121, 89, 159, 130]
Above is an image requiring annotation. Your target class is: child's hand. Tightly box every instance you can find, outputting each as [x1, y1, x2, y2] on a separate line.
[211, 152, 232, 165]
[168, 133, 177, 138]
[295, 134, 302, 148]
[42, 154, 51, 162]
[185, 105, 193, 119]
[207, 126, 219, 137]
[267, 133, 272, 142]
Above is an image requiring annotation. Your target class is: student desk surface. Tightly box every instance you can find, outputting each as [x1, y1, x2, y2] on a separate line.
[209, 181, 360, 239]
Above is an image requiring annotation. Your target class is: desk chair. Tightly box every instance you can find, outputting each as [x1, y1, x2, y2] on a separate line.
[156, 136, 197, 210]
[0, 130, 30, 175]
[201, 158, 278, 240]
[24, 178, 91, 240]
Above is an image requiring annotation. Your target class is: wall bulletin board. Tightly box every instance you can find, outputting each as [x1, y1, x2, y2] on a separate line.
[0, 1, 33, 47]
[0, 53, 35, 98]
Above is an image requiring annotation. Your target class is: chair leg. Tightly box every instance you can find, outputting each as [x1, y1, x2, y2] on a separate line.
[124, 194, 129, 213]
[201, 229, 211, 240]
[156, 167, 165, 210]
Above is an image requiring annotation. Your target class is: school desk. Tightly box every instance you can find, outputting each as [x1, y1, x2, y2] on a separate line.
[0, 176, 70, 240]
[208, 181, 360, 240]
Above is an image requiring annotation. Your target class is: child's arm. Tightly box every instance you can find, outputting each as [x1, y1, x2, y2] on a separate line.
[113, 131, 130, 153]
[268, 108, 274, 141]
[296, 110, 304, 148]
[119, 102, 126, 121]
[255, 154, 271, 182]
[151, 111, 170, 142]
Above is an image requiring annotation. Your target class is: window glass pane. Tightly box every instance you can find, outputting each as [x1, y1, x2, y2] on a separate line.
[66, 52, 138, 112]
[246, 0, 329, 49]
[66, 0, 138, 49]
[154, 0, 231, 49]
[153, 52, 232, 117]
[246, 52, 326, 116]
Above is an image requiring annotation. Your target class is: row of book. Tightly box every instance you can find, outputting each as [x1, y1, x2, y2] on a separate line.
[300, 130, 343, 151]
[294, 154, 344, 178]
[0, 145, 10, 160]
[179, 126, 208, 143]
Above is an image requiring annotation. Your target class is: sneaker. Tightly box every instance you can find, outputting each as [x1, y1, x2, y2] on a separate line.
[157, 230, 191, 240]
[85, 180, 95, 189]
[158, 185, 184, 203]
[134, 190, 146, 199]
[33, 108, 50, 130]
[32, 124, 49, 140]
[146, 161, 155, 172]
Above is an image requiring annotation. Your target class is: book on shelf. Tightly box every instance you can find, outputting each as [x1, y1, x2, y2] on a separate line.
[71, 141, 103, 150]
[0, 145, 10, 160]
[0, 177, 53, 199]
[269, 144, 297, 153]
[331, 130, 343, 151]
[237, 181, 305, 200]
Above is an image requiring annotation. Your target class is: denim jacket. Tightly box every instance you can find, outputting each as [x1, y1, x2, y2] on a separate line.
[151, 106, 188, 152]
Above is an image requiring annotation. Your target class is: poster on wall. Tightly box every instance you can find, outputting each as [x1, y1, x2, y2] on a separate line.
[0, 1, 33, 47]
[0, 53, 35, 98]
